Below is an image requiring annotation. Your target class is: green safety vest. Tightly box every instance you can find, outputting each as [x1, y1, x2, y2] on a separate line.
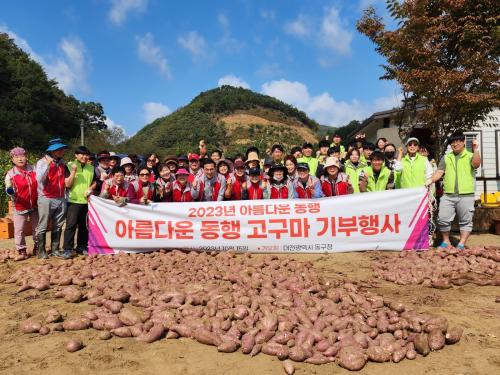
[67, 160, 94, 204]
[399, 153, 427, 189]
[363, 165, 391, 192]
[344, 160, 366, 194]
[443, 150, 475, 195]
[297, 156, 319, 176]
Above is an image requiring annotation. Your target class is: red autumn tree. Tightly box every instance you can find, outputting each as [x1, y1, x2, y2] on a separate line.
[357, 0, 500, 156]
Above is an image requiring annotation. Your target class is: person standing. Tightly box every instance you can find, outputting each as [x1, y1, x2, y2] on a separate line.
[192, 159, 226, 201]
[4, 147, 38, 258]
[320, 157, 353, 196]
[293, 163, 324, 199]
[63, 146, 96, 256]
[229, 160, 247, 200]
[298, 142, 319, 176]
[172, 169, 194, 202]
[35, 138, 70, 259]
[265, 164, 294, 199]
[271, 144, 285, 164]
[330, 133, 346, 158]
[394, 137, 433, 189]
[359, 151, 395, 192]
[427, 132, 481, 249]
[242, 168, 266, 200]
[100, 166, 129, 206]
[344, 149, 367, 194]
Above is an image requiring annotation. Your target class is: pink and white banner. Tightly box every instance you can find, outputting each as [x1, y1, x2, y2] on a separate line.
[88, 188, 429, 254]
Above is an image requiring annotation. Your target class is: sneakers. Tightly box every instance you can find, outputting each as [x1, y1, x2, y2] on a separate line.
[456, 244, 465, 250]
[37, 248, 48, 259]
[438, 241, 451, 250]
[52, 250, 72, 259]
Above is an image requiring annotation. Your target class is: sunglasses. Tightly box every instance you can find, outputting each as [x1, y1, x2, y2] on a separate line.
[408, 142, 419, 147]
[139, 173, 150, 176]
[147, 159, 156, 162]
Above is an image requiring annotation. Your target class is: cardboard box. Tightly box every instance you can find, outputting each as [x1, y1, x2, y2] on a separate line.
[0, 218, 14, 239]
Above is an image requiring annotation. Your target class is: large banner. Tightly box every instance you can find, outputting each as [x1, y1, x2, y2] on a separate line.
[88, 188, 429, 254]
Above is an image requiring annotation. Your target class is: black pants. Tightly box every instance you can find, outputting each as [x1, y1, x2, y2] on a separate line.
[63, 203, 88, 252]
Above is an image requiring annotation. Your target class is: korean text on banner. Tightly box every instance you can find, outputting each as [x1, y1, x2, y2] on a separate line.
[88, 188, 429, 254]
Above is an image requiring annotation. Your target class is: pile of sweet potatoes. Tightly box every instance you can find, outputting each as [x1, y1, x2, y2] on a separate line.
[6, 250, 464, 371]
[372, 247, 499, 289]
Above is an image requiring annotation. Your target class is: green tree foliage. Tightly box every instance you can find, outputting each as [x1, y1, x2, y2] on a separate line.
[0, 33, 106, 152]
[357, 1, 500, 156]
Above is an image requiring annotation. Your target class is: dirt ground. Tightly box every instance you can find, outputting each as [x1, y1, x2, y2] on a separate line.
[0, 234, 498, 375]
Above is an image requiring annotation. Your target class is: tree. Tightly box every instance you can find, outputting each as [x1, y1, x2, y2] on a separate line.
[0, 33, 108, 152]
[78, 101, 107, 130]
[357, 0, 500, 157]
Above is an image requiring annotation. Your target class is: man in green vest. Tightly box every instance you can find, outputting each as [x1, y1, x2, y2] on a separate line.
[298, 142, 319, 176]
[394, 137, 434, 189]
[330, 133, 346, 158]
[427, 132, 481, 249]
[63, 146, 96, 257]
[359, 151, 395, 192]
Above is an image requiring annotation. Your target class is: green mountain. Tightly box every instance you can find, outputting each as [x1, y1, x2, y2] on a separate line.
[0, 33, 106, 152]
[123, 86, 321, 156]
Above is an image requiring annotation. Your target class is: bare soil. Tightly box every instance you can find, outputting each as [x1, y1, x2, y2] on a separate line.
[0, 234, 498, 375]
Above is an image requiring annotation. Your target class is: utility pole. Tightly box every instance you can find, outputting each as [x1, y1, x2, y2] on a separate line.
[80, 119, 85, 146]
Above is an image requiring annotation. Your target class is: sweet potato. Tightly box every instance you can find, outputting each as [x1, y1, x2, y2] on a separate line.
[262, 342, 289, 360]
[111, 326, 132, 338]
[241, 332, 256, 354]
[103, 300, 123, 314]
[445, 326, 463, 345]
[367, 346, 391, 363]
[289, 346, 307, 362]
[118, 309, 141, 326]
[45, 309, 62, 323]
[63, 317, 91, 331]
[428, 329, 445, 351]
[137, 324, 164, 343]
[170, 324, 192, 338]
[414, 334, 430, 356]
[282, 359, 295, 375]
[66, 339, 83, 352]
[39, 326, 50, 335]
[193, 328, 221, 346]
[337, 346, 367, 371]
[217, 339, 240, 353]
[98, 331, 112, 340]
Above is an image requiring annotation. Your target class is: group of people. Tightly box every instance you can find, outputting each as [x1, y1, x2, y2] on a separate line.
[4, 131, 480, 259]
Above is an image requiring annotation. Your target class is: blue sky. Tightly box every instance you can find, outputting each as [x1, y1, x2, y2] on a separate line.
[0, 0, 402, 136]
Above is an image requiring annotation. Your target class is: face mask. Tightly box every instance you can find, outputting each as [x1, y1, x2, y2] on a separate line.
[385, 151, 395, 159]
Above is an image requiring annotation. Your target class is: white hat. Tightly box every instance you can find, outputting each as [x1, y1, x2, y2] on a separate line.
[406, 137, 420, 146]
[120, 157, 133, 166]
[324, 156, 340, 169]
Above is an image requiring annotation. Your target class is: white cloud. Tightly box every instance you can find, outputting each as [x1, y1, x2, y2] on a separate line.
[108, 0, 148, 25]
[216, 14, 244, 53]
[318, 7, 353, 55]
[136, 33, 171, 79]
[284, 7, 353, 59]
[217, 75, 250, 89]
[260, 10, 276, 21]
[261, 79, 402, 127]
[0, 25, 90, 94]
[46, 37, 91, 94]
[142, 102, 171, 124]
[105, 117, 129, 136]
[256, 63, 284, 78]
[177, 31, 209, 62]
[284, 14, 310, 37]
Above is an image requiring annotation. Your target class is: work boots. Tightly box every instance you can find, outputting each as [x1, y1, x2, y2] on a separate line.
[36, 233, 47, 259]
